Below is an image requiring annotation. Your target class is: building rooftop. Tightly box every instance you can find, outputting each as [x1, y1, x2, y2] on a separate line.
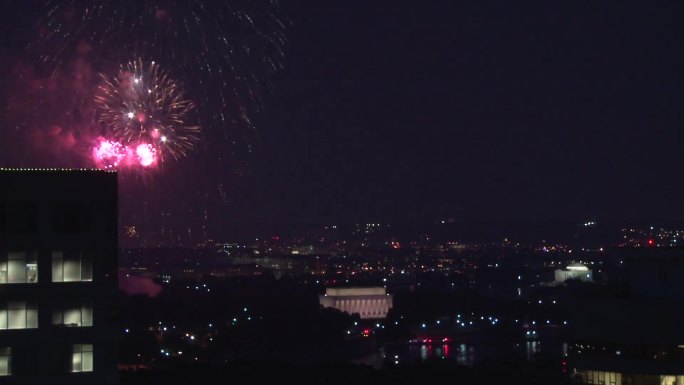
[325, 287, 387, 296]
[566, 263, 589, 271]
[0, 168, 115, 173]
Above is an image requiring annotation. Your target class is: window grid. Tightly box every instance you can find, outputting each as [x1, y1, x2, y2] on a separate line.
[0, 302, 38, 330]
[0, 251, 38, 284]
[0, 347, 10, 376]
[71, 344, 93, 373]
[52, 251, 93, 283]
[53, 303, 93, 327]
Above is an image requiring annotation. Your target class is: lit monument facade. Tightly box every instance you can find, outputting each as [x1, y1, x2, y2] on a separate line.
[319, 287, 393, 319]
[0, 169, 118, 384]
[555, 263, 593, 283]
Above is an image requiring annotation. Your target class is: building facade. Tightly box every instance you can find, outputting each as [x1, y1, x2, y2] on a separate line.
[0, 169, 118, 384]
[555, 263, 593, 283]
[319, 287, 393, 319]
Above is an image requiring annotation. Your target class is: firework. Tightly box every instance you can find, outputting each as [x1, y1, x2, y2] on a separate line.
[92, 139, 126, 169]
[35, 0, 287, 144]
[92, 137, 158, 169]
[95, 59, 199, 160]
[135, 143, 157, 167]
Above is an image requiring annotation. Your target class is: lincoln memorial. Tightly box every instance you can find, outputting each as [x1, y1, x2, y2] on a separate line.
[319, 287, 393, 319]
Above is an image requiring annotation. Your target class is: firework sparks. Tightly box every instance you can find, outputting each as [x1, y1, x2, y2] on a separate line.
[93, 139, 126, 169]
[92, 137, 158, 169]
[95, 59, 200, 161]
[135, 143, 157, 167]
[35, 0, 287, 146]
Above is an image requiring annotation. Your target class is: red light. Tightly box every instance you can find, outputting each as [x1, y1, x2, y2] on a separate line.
[648, 239, 654, 246]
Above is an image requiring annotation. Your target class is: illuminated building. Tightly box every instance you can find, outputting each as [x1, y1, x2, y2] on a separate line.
[555, 263, 593, 283]
[319, 287, 393, 319]
[0, 169, 118, 384]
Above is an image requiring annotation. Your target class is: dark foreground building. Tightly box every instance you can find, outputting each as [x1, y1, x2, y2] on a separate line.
[0, 169, 118, 384]
[569, 248, 684, 384]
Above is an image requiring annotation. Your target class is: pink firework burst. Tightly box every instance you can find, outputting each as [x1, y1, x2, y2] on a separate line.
[92, 137, 158, 169]
[93, 139, 126, 169]
[135, 143, 157, 167]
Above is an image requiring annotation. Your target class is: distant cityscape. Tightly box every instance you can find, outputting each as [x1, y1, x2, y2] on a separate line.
[119, 221, 684, 282]
[117, 218, 684, 384]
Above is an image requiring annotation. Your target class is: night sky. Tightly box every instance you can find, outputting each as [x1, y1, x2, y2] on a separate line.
[1, 1, 684, 242]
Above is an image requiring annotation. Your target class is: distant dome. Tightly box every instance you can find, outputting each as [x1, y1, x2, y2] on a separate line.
[566, 263, 589, 271]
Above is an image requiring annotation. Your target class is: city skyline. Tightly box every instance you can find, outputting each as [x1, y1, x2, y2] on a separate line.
[2, 2, 684, 384]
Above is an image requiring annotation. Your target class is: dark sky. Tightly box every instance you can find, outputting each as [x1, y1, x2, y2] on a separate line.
[2, 1, 684, 241]
[250, 1, 684, 226]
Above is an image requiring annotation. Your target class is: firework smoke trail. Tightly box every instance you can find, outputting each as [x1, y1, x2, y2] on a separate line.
[35, 0, 287, 147]
[95, 59, 199, 161]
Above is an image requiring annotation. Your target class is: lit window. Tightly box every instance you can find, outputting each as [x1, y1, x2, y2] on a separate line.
[0, 302, 38, 330]
[71, 344, 93, 372]
[0, 252, 38, 284]
[52, 251, 92, 282]
[53, 303, 93, 327]
[0, 348, 10, 376]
